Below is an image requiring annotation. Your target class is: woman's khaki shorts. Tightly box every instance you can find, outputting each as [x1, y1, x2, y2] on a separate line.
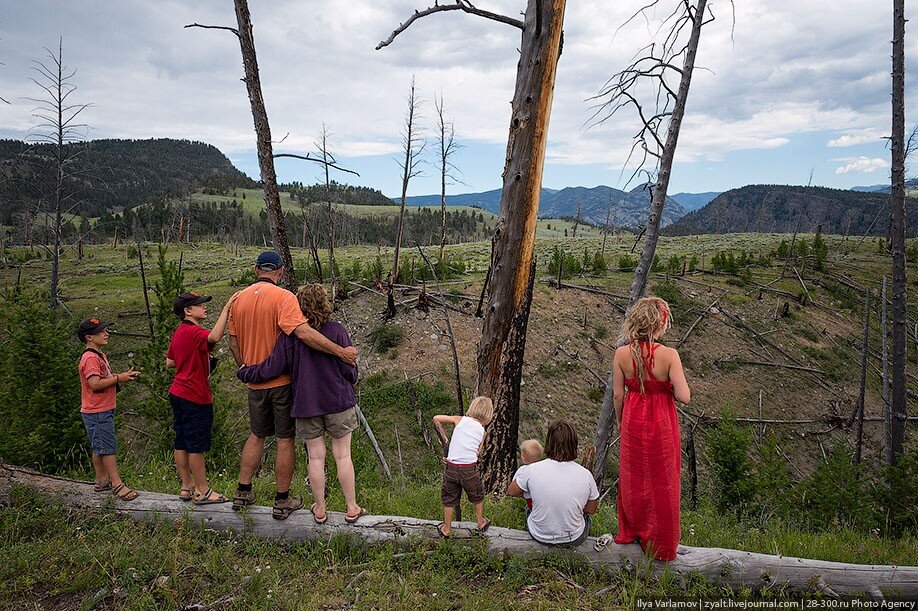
[296, 407, 358, 440]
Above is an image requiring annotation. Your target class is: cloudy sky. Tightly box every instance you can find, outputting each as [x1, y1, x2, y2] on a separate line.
[0, 0, 915, 197]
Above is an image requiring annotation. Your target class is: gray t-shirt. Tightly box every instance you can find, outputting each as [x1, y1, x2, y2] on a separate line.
[515, 459, 599, 544]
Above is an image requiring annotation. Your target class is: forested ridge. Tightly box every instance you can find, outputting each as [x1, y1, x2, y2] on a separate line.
[665, 184, 918, 236]
[0, 138, 256, 223]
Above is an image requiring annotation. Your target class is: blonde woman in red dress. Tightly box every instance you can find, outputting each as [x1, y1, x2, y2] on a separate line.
[612, 296, 691, 561]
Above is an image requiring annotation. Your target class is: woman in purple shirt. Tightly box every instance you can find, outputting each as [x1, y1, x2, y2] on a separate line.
[238, 284, 367, 524]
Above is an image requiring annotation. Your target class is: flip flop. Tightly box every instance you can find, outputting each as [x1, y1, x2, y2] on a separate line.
[310, 503, 328, 524]
[344, 507, 368, 524]
[437, 522, 450, 539]
[178, 486, 194, 502]
[478, 518, 492, 534]
[193, 488, 229, 505]
[93, 480, 112, 493]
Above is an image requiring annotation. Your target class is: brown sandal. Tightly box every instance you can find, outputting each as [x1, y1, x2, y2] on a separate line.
[344, 507, 368, 524]
[193, 488, 229, 505]
[112, 483, 138, 502]
[178, 486, 193, 502]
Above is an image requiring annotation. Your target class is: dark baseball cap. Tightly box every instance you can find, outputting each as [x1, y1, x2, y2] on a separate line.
[256, 251, 284, 271]
[173, 291, 213, 318]
[77, 317, 112, 341]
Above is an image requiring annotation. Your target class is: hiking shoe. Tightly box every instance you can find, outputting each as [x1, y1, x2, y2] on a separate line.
[232, 488, 256, 511]
[272, 494, 303, 520]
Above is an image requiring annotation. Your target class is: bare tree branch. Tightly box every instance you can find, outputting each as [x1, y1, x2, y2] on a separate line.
[376, 1, 523, 50]
[183, 23, 240, 37]
[272, 153, 360, 176]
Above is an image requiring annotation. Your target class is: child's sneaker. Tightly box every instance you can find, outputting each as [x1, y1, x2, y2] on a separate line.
[272, 495, 303, 520]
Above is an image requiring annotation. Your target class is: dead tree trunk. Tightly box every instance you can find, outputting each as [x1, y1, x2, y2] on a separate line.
[26, 39, 90, 310]
[475, 0, 567, 491]
[601, 189, 614, 258]
[3, 465, 917, 598]
[854, 289, 870, 466]
[376, 0, 557, 491]
[392, 77, 424, 282]
[888, 0, 908, 464]
[435, 94, 459, 264]
[186, 1, 296, 286]
[625, 0, 708, 306]
[882, 276, 892, 463]
[593, 0, 711, 485]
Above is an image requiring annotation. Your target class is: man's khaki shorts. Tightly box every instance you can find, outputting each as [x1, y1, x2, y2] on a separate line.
[248, 385, 295, 439]
[296, 407, 358, 440]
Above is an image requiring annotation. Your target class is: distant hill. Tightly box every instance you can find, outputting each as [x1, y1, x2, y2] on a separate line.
[670, 191, 721, 212]
[0, 138, 255, 224]
[281, 180, 395, 206]
[401, 184, 687, 228]
[664, 184, 918, 236]
[851, 178, 918, 193]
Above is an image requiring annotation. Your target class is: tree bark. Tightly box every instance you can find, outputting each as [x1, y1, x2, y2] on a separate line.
[854, 289, 870, 466]
[234, 0, 295, 286]
[888, 0, 907, 464]
[628, 0, 707, 306]
[393, 77, 422, 282]
[2, 465, 916, 599]
[882, 276, 892, 463]
[477, 0, 567, 492]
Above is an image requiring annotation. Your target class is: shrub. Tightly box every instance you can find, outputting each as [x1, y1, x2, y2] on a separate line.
[874, 449, 918, 537]
[591, 252, 608, 276]
[547, 247, 582, 279]
[703, 415, 756, 517]
[137, 245, 185, 447]
[369, 324, 404, 353]
[618, 254, 637, 272]
[666, 255, 682, 275]
[794, 442, 872, 530]
[0, 291, 84, 473]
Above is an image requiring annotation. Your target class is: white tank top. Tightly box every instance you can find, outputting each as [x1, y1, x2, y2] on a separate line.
[446, 416, 484, 465]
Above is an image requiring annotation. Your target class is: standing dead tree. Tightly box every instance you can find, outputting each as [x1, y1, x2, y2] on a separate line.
[378, 0, 563, 491]
[392, 77, 425, 283]
[592, 0, 713, 306]
[590, 0, 715, 487]
[186, 0, 296, 286]
[434, 93, 461, 264]
[888, 0, 908, 464]
[274, 126, 360, 292]
[25, 39, 92, 310]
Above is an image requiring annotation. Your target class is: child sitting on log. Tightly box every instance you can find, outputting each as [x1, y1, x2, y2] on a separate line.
[512, 439, 544, 514]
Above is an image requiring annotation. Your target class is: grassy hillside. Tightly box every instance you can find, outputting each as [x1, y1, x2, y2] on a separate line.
[0, 234, 916, 606]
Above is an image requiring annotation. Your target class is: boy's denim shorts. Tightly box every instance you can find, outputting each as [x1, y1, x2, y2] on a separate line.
[81, 409, 118, 456]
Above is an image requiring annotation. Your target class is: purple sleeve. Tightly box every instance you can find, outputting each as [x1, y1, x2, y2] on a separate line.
[334, 323, 358, 384]
[237, 335, 291, 383]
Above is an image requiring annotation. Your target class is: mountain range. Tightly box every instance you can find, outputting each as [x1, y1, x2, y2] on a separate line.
[400, 185, 708, 229]
[664, 184, 918, 236]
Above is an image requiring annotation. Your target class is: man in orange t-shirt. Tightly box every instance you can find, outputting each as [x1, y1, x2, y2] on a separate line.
[228, 251, 358, 519]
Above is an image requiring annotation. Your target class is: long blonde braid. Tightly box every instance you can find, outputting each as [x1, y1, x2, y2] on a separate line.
[618, 296, 672, 393]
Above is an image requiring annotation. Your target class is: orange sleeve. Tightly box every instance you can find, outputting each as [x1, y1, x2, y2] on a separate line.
[228, 301, 238, 336]
[276, 291, 308, 335]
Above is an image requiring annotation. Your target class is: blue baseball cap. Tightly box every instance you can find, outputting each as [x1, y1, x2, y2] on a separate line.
[256, 251, 284, 271]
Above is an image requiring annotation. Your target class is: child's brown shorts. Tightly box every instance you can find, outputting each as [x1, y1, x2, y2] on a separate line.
[441, 462, 485, 507]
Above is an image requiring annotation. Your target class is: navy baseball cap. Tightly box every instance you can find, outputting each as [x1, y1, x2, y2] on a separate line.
[173, 291, 212, 318]
[256, 251, 284, 271]
[77, 317, 112, 341]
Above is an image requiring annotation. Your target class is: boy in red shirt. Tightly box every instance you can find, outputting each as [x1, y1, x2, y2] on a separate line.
[166, 290, 238, 504]
[77, 317, 140, 500]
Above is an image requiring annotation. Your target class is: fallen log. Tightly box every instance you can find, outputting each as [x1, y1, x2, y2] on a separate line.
[1, 465, 915, 598]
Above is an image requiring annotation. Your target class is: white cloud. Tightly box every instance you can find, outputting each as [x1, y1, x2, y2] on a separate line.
[827, 130, 885, 147]
[834, 156, 890, 174]
[0, 0, 916, 193]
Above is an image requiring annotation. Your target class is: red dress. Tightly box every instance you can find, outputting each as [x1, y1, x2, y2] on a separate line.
[615, 340, 681, 561]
